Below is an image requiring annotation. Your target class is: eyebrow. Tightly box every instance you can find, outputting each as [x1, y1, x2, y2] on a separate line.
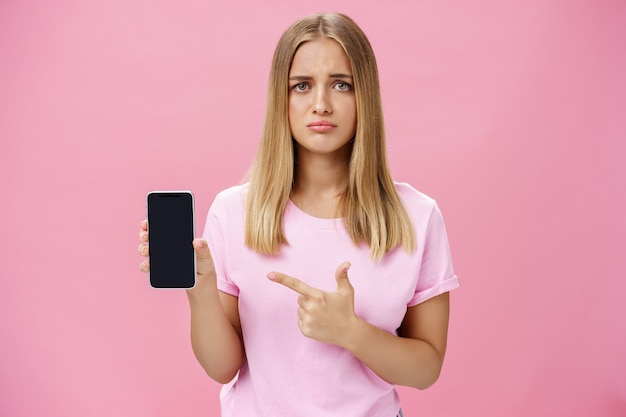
[288, 73, 353, 81]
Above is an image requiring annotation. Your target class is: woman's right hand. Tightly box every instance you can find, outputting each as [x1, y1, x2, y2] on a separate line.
[137, 219, 217, 292]
[138, 220, 243, 381]
[188, 238, 219, 294]
[138, 220, 150, 272]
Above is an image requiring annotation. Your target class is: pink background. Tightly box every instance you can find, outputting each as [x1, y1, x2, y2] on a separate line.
[2, 0, 625, 416]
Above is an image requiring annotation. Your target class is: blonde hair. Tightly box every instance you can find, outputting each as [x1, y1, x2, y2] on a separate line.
[245, 12, 415, 260]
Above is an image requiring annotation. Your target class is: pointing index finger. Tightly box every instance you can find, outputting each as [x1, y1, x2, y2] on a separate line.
[268, 272, 317, 296]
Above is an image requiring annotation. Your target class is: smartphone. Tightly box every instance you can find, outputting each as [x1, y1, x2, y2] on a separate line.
[146, 191, 196, 289]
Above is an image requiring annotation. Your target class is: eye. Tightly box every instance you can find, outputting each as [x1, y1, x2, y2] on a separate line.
[291, 82, 309, 93]
[334, 81, 353, 91]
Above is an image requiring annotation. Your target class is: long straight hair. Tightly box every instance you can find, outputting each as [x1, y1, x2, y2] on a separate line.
[245, 12, 415, 260]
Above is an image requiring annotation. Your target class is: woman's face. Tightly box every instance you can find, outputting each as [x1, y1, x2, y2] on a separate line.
[288, 37, 357, 159]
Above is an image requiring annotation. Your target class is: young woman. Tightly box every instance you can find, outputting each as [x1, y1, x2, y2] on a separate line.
[138, 12, 458, 417]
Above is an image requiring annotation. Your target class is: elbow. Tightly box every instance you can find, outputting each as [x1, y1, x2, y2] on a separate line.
[414, 369, 441, 390]
[413, 342, 446, 390]
[194, 350, 242, 385]
[411, 356, 444, 390]
[200, 356, 241, 384]
[202, 356, 242, 385]
[210, 368, 239, 385]
[191, 339, 244, 384]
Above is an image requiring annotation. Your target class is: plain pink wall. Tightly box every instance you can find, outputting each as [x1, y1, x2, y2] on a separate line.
[1, 0, 625, 416]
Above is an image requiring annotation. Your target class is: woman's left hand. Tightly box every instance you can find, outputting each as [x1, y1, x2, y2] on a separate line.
[268, 262, 359, 348]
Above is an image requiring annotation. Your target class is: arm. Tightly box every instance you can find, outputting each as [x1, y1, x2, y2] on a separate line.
[187, 289, 244, 384]
[138, 221, 244, 384]
[186, 246, 245, 384]
[344, 292, 450, 389]
[268, 263, 451, 390]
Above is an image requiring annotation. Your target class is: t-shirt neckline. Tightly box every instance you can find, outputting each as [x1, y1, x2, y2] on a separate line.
[285, 199, 345, 230]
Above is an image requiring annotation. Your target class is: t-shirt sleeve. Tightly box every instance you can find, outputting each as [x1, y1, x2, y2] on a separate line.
[202, 194, 240, 297]
[408, 202, 459, 306]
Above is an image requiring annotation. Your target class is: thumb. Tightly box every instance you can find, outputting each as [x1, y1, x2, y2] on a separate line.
[193, 239, 215, 278]
[193, 239, 213, 261]
[335, 261, 353, 292]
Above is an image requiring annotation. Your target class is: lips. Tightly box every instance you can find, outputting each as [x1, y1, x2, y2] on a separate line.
[307, 120, 336, 132]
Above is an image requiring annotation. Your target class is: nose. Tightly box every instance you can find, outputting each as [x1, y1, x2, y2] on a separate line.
[312, 88, 332, 114]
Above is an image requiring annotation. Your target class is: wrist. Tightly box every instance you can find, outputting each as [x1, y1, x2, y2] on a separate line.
[186, 280, 219, 304]
[341, 315, 370, 353]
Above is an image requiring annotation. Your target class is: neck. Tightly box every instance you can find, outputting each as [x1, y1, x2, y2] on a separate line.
[291, 146, 350, 218]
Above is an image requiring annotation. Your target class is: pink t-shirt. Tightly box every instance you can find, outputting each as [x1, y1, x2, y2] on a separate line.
[203, 182, 459, 417]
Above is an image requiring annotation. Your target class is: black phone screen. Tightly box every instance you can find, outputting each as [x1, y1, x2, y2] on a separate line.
[147, 191, 195, 289]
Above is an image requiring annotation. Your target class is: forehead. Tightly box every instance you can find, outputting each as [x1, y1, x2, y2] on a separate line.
[289, 37, 352, 75]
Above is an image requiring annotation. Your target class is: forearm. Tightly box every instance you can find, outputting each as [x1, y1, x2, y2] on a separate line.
[343, 319, 445, 390]
[187, 288, 244, 384]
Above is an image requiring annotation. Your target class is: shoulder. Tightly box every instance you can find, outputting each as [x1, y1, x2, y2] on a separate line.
[213, 183, 249, 204]
[215, 182, 249, 200]
[394, 181, 437, 216]
[209, 183, 249, 215]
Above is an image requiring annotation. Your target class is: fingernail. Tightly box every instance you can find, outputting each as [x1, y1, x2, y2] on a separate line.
[267, 272, 276, 281]
[343, 263, 351, 273]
